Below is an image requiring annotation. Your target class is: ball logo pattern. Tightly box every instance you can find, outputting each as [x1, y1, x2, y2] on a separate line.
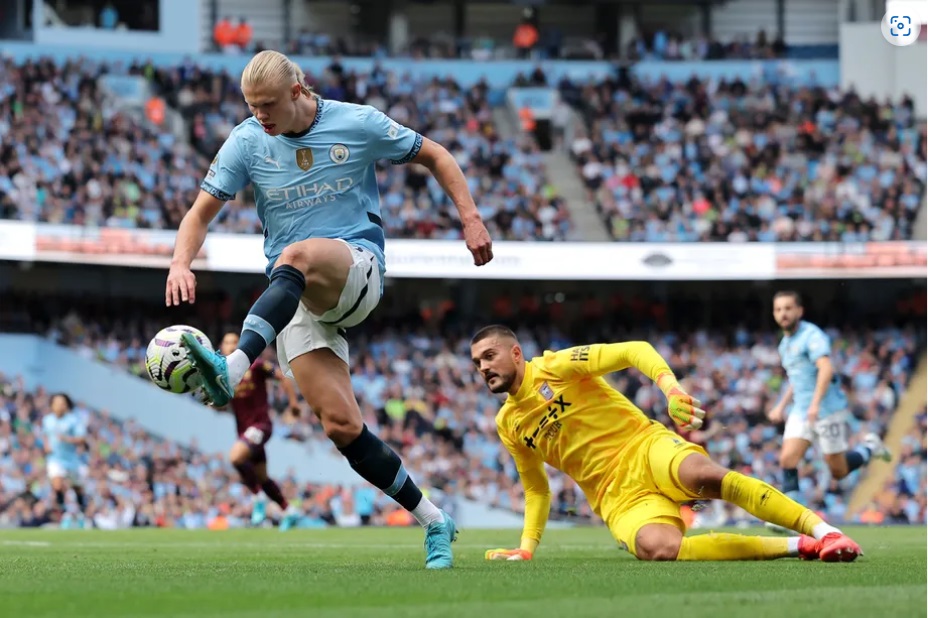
[145, 325, 213, 394]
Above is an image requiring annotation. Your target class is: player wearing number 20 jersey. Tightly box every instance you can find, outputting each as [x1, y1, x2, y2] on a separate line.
[768, 292, 890, 520]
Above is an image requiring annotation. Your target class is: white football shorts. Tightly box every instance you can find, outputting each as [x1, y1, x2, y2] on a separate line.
[47, 460, 86, 484]
[277, 240, 382, 374]
[783, 410, 849, 455]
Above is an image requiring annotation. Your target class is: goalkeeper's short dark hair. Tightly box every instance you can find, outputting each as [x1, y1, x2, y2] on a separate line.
[471, 325, 518, 345]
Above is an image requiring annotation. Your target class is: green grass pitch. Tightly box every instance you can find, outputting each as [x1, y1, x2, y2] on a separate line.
[0, 526, 924, 618]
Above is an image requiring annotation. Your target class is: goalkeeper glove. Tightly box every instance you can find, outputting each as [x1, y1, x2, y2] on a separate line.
[485, 548, 533, 561]
[657, 372, 706, 431]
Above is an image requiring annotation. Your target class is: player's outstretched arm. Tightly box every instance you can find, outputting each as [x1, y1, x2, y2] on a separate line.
[411, 138, 493, 266]
[166, 190, 224, 306]
[552, 342, 705, 430]
[168, 127, 249, 306]
[487, 433, 551, 561]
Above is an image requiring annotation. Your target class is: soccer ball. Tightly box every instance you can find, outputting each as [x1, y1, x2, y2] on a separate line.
[145, 325, 212, 394]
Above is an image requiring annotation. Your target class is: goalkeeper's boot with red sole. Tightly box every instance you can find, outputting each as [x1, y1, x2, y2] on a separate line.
[819, 532, 862, 562]
[797, 535, 821, 560]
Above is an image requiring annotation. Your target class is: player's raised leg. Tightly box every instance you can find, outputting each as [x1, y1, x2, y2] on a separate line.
[820, 415, 892, 481]
[289, 347, 457, 569]
[182, 237, 352, 406]
[675, 452, 862, 562]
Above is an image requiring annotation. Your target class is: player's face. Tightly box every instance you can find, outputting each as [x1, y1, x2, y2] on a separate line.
[50, 395, 68, 416]
[242, 80, 301, 136]
[773, 296, 802, 332]
[220, 333, 239, 356]
[471, 337, 521, 394]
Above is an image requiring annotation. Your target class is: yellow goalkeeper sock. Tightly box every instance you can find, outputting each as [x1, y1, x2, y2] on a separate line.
[677, 533, 790, 561]
[721, 471, 823, 537]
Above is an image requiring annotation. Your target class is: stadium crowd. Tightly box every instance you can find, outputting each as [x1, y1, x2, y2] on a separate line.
[1, 289, 923, 528]
[624, 30, 788, 62]
[0, 56, 571, 242]
[560, 73, 927, 242]
[0, 375, 452, 530]
[5, 56, 925, 245]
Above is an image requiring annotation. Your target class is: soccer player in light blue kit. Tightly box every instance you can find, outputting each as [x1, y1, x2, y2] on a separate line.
[765, 291, 890, 533]
[42, 393, 88, 519]
[165, 51, 493, 569]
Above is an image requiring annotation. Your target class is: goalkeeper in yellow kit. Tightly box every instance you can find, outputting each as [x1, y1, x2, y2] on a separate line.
[470, 325, 863, 563]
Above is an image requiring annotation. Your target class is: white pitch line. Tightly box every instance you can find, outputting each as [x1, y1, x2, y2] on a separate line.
[1, 540, 613, 551]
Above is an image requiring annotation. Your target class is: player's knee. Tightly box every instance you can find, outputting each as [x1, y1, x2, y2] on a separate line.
[634, 531, 682, 561]
[677, 453, 727, 498]
[826, 458, 849, 480]
[229, 445, 250, 466]
[275, 243, 311, 274]
[321, 411, 363, 447]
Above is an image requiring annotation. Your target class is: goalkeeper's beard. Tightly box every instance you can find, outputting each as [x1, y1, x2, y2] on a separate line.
[486, 371, 515, 394]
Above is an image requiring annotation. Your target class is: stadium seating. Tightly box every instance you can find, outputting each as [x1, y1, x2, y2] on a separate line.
[560, 74, 928, 242]
[5, 54, 922, 245]
[2, 291, 923, 527]
[623, 32, 788, 62]
[0, 374, 448, 529]
[0, 56, 571, 242]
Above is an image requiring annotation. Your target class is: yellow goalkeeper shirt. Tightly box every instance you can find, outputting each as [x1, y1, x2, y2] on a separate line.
[495, 342, 673, 547]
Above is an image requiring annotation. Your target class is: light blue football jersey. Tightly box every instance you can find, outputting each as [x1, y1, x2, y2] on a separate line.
[42, 412, 86, 469]
[201, 97, 424, 279]
[777, 320, 848, 420]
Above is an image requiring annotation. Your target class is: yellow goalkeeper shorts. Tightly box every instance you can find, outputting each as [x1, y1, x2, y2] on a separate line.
[600, 425, 708, 556]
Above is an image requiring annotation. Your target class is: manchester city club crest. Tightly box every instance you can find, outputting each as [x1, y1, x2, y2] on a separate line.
[295, 148, 314, 171]
[329, 143, 350, 164]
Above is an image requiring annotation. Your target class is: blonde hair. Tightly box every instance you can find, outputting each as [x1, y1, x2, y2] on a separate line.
[240, 50, 312, 96]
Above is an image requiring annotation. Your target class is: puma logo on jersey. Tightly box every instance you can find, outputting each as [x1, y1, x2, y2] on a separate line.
[264, 156, 282, 170]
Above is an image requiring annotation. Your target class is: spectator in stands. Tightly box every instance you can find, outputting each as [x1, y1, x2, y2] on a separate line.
[0, 57, 571, 242]
[513, 10, 539, 59]
[626, 29, 786, 62]
[235, 18, 253, 53]
[561, 72, 926, 242]
[99, 3, 119, 30]
[214, 17, 237, 53]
